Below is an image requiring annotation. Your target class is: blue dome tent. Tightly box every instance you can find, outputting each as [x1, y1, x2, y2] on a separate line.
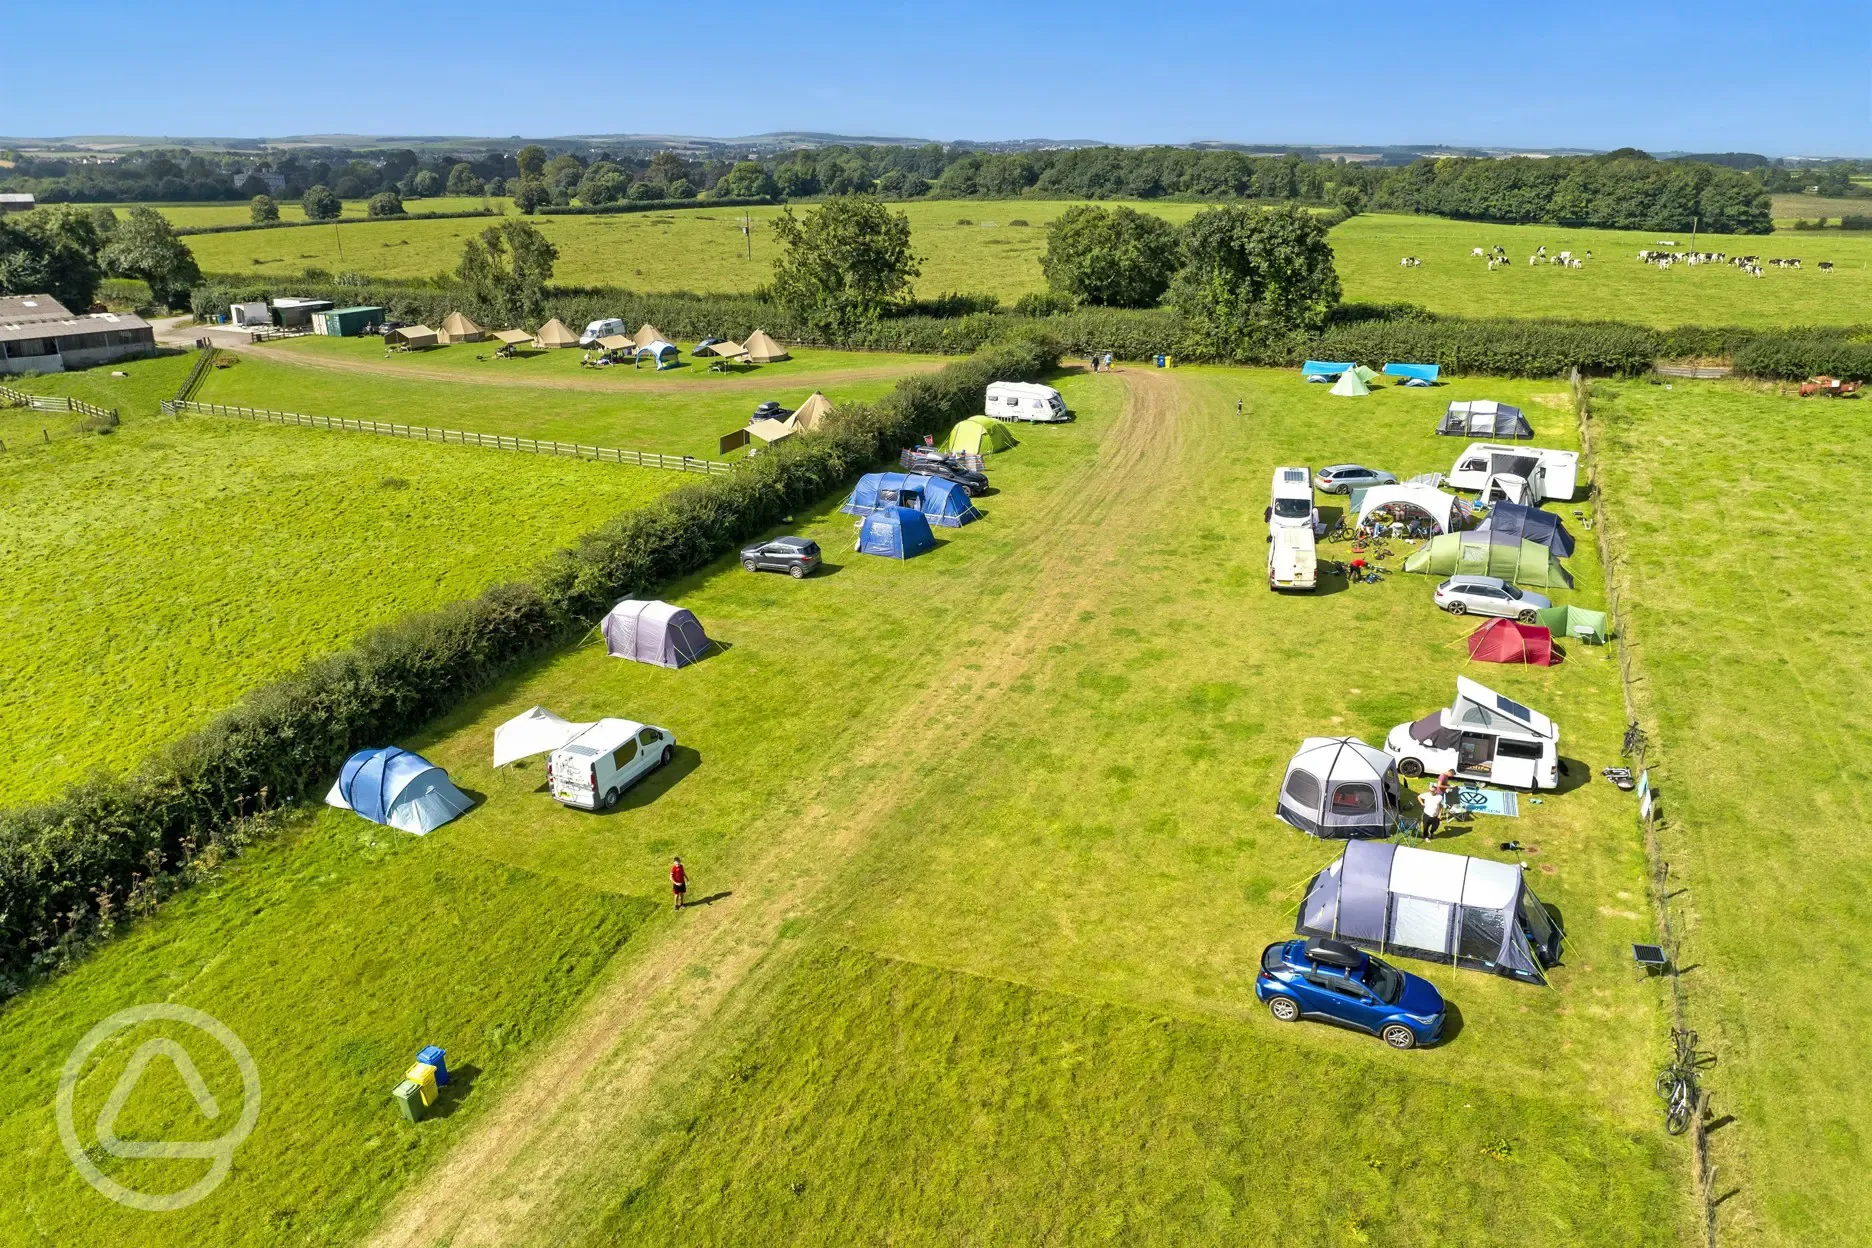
[325, 746, 474, 835]
[840, 471, 980, 527]
[635, 339, 680, 370]
[856, 506, 935, 559]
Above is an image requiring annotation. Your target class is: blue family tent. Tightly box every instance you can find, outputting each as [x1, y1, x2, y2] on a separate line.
[636, 339, 680, 370]
[840, 471, 981, 527]
[325, 747, 473, 835]
[1384, 362, 1441, 386]
[1302, 360, 1356, 382]
[856, 506, 935, 559]
[1477, 501, 1577, 558]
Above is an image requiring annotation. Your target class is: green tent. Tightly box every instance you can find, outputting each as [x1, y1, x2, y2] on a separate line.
[942, 416, 1019, 455]
[1402, 532, 1573, 589]
[1329, 369, 1370, 397]
[1535, 604, 1609, 644]
[1351, 364, 1379, 383]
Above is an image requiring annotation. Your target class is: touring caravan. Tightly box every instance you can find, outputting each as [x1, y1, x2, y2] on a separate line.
[1446, 444, 1579, 502]
[985, 381, 1069, 423]
[1268, 525, 1318, 591]
[1384, 676, 1561, 791]
[579, 318, 626, 347]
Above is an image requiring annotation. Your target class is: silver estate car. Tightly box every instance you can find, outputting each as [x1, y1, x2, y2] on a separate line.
[1314, 464, 1399, 494]
[1433, 575, 1552, 621]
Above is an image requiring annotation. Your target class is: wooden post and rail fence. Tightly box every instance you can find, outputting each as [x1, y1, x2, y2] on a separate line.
[161, 397, 736, 477]
[0, 383, 120, 451]
[1571, 367, 1721, 1248]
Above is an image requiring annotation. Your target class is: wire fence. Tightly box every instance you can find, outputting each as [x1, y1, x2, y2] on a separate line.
[1571, 367, 1719, 1248]
[162, 397, 736, 476]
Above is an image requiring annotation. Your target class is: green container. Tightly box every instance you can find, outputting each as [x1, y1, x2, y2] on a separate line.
[393, 1078, 425, 1124]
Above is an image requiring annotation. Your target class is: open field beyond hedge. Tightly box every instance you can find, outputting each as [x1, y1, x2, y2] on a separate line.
[175, 202, 1872, 330]
[0, 366, 1692, 1245]
[0, 354, 682, 804]
[1594, 378, 1872, 1247]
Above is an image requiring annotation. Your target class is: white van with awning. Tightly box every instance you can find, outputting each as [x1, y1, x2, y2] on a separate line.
[1383, 676, 1560, 790]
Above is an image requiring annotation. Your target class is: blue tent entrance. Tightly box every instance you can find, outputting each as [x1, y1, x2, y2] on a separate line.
[840, 471, 980, 527]
[1477, 501, 1576, 557]
[325, 747, 473, 835]
[856, 506, 935, 559]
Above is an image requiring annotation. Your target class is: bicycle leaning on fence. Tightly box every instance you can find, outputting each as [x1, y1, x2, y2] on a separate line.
[1655, 1027, 1714, 1136]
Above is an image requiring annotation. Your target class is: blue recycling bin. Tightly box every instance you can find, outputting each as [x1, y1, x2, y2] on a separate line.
[417, 1045, 449, 1086]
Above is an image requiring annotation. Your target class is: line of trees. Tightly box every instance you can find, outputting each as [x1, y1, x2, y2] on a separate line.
[0, 205, 200, 310]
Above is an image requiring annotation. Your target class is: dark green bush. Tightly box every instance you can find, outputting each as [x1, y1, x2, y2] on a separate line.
[0, 336, 1059, 994]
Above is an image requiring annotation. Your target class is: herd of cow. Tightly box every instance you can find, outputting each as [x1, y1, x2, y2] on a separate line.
[1461, 243, 1589, 271]
[1634, 248, 1834, 277]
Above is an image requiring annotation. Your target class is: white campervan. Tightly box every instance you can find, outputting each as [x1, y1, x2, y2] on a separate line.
[548, 718, 677, 810]
[1384, 676, 1560, 791]
[579, 318, 626, 347]
[985, 381, 1069, 423]
[1447, 444, 1579, 502]
[1268, 525, 1317, 592]
[1268, 465, 1323, 537]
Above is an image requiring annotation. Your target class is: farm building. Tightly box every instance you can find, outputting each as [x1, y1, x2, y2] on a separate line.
[0, 193, 34, 215]
[229, 301, 271, 328]
[312, 306, 386, 336]
[271, 297, 332, 327]
[0, 295, 155, 375]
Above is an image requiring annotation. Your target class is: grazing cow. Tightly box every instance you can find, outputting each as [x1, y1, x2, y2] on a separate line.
[1472, 247, 1486, 257]
[1819, 261, 1834, 272]
[1558, 250, 1572, 262]
[1536, 245, 1547, 257]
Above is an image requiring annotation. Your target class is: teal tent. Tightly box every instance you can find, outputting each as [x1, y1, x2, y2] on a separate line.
[1535, 604, 1609, 644]
[1402, 532, 1573, 588]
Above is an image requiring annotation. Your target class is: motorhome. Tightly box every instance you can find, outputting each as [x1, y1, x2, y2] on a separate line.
[1268, 465, 1320, 536]
[1384, 676, 1560, 791]
[579, 318, 627, 347]
[1268, 525, 1318, 591]
[985, 381, 1069, 423]
[1446, 444, 1578, 502]
[548, 718, 677, 810]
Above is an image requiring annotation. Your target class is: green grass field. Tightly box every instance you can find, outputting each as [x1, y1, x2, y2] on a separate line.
[0, 355, 681, 804]
[179, 201, 1872, 328]
[1593, 378, 1872, 1246]
[126, 196, 514, 227]
[1329, 213, 1872, 328]
[193, 338, 937, 459]
[0, 366, 1694, 1244]
[1768, 192, 1872, 223]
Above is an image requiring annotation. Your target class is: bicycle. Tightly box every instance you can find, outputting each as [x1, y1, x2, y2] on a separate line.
[1622, 721, 1648, 759]
[1655, 1028, 1713, 1136]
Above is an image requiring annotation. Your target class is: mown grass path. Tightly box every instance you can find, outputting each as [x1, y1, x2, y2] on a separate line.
[370, 369, 1194, 1246]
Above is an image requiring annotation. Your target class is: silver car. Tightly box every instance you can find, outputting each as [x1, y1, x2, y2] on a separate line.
[1433, 575, 1552, 622]
[1314, 464, 1399, 494]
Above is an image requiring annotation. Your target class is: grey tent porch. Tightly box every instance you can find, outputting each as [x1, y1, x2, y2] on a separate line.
[1476, 501, 1576, 558]
[1439, 400, 1533, 440]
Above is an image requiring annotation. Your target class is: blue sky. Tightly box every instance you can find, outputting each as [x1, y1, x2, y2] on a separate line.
[5, 1, 1866, 155]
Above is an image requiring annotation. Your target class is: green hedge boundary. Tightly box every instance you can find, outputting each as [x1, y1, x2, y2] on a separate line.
[533, 196, 779, 216]
[173, 209, 500, 237]
[0, 333, 1059, 994]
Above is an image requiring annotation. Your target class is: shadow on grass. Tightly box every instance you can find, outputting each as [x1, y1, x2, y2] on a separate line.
[1437, 1000, 1466, 1046]
[682, 891, 733, 908]
[427, 1063, 481, 1119]
[1553, 757, 1594, 796]
[604, 746, 701, 814]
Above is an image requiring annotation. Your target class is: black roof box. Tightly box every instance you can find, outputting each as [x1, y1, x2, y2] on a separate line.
[1305, 937, 1365, 970]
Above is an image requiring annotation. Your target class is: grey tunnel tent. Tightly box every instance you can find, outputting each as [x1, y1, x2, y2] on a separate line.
[601, 600, 713, 668]
[1276, 737, 1401, 839]
[1439, 400, 1533, 440]
[1476, 501, 1576, 558]
[1297, 840, 1562, 984]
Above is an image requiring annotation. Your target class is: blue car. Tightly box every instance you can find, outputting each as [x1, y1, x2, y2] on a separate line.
[1255, 938, 1447, 1049]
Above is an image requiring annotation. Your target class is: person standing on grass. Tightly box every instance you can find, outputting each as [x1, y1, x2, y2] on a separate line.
[1236, 398, 1243, 416]
[1420, 785, 1443, 840]
[671, 856, 688, 911]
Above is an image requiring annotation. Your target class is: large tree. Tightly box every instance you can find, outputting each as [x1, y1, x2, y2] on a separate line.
[515, 145, 548, 179]
[456, 219, 558, 327]
[0, 207, 106, 311]
[1039, 205, 1182, 308]
[769, 195, 919, 335]
[101, 206, 202, 308]
[445, 162, 484, 196]
[1170, 205, 1340, 357]
[512, 177, 551, 213]
[301, 184, 341, 220]
[249, 194, 279, 224]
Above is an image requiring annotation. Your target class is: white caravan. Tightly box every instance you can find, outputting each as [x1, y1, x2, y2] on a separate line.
[1447, 444, 1579, 502]
[1268, 465, 1321, 536]
[1268, 525, 1318, 591]
[579, 318, 627, 347]
[548, 718, 676, 810]
[1384, 676, 1560, 791]
[985, 381, 1069, 423]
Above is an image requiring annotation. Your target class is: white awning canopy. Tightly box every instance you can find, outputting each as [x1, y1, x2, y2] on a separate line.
[493, 705, 596, 767]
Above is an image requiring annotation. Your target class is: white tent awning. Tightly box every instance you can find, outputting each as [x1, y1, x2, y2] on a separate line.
[494, 705, 596, 767]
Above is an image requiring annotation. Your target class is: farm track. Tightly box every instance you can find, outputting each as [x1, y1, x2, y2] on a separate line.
[367, 369, 1204, 1247]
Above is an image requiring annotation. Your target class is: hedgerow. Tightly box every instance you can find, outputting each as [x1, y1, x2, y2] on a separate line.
[0, 334, 1059, 994]
[171, 209, 498, 237]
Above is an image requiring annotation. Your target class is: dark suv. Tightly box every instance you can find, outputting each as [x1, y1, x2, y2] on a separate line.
[902, 448, 989, 496]
[740, 536, 821, 578]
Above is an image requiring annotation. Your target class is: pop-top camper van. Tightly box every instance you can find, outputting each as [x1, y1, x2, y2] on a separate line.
[1384, 676, 1560, 791]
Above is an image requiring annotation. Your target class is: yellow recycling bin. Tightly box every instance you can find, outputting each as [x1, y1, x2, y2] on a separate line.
[406, 1062, 439, 1107]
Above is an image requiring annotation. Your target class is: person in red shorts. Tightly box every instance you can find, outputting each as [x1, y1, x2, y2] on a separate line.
[670, 856, 688, 911]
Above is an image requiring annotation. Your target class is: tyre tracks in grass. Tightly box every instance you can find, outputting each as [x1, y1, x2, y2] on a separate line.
[366, 368, 1208, 1247]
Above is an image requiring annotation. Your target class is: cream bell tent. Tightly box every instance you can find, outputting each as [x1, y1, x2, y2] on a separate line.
[534, 318, 580, 349]
[791, 391, 833, 432]
[631, 323, 668, 350]
[494, 706, 596, 768]
[438, 311, 484, 344]
[744, 329, 790, 362]
[746, 417, 797, 447]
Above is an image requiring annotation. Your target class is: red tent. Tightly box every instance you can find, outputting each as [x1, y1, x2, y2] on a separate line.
[1466, 618, 1556, 666]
